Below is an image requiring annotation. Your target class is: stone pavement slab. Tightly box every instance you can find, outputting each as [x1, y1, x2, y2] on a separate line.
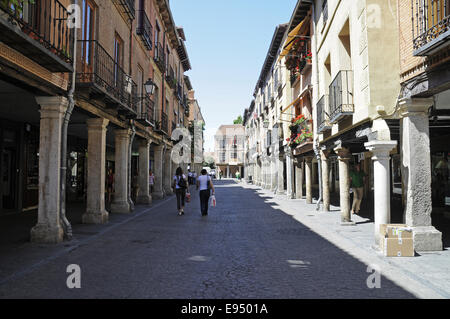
[241, 182, 450, 299]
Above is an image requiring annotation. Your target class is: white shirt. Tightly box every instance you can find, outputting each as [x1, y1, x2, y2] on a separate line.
[197, 175, 211, 191]
[173, 174, 187, 189]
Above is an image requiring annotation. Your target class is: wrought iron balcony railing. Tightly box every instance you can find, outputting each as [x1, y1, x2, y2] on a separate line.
[0, 0, 74, 72]
[136, 95, 155, 127]
[329, 70, 354, 124]
[412, 0, 450, 55]
[116, 0, 135, 20]
[166, 67, 176, 89]
[317, 94, 331, 133]
[154, 42, 165, 72]
[176, 83, 182, 100]
[136, 9, 152, 50]
[156, 111, 168, 134]
[76, 40, 137, 115]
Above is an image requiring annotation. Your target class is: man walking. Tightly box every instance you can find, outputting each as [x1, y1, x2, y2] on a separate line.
[350, 163, 366, 215]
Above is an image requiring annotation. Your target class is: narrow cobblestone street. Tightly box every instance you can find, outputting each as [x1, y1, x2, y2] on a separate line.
[0, 180, 414, 299]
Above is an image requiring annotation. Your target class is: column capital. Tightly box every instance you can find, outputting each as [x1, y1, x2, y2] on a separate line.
[304, 156, 314, 163]
[334, 145, 351, 160]
[139, 138, 152, 147]
[114, 128, 132, 139]
[399, 97, 434, 118]
[36, 96, 69, 108]
[364, 140, 397, 160]
[320, 149, 331, 159]
[86, 118, 109, 130]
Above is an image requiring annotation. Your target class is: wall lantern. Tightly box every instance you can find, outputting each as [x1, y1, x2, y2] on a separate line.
[144, 78, 156, 95]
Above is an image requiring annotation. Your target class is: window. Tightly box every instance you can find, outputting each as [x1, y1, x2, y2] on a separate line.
[154, 22, 160, 58]
[137, 65, 144, 113]
[114, 33, 124, 87]
[81, 0, 95, 66]
[322, 0, 328, 26]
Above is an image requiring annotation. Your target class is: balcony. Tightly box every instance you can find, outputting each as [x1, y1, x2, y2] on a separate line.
[76, 40, 137, 117]
[154, 42, 165, 73]
[136, 95, 155, 127]
[412, 0, 450, 56]
[136, 10, 152, 50]
[0, 0, 74, 72]
[116, 0, 135, 20]
[165, 67, 176, 89]
[329, 70, 354, 124]
[156, 111, 168, 134]
[317, 94, 331, 133]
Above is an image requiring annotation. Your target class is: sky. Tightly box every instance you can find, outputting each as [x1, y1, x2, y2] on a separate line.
[170, 0, 297, 152]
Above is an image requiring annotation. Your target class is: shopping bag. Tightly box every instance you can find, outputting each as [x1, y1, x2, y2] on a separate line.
[209, 195, 216, 208]
[185, 192, 191, 203]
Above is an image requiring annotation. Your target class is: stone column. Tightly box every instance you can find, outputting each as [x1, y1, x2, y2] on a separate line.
[365, 140, 397, 247]
[111, 129, 132, 213]
[137, 139, 152, 204]
[164, 148, 173, 195]
[30, 96, 67, 243]
[305, 156, 313, 204]
[82, 118, 109, 224]
[295, 160, 304, 199]
[271, 159, 277, 192]
[276, 155, 285, 195]
[153, 144, 164, 199]
[399, 98, 442, 251]
[334, 146, 354, 225]
[321, 150, 331, 211]
[286, 150, 294, 199]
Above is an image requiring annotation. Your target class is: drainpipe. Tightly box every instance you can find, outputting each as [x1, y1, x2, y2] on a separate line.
[311, 3, 323, 211]
[60, 0, 78, 240]
[128, 121, 136, 209]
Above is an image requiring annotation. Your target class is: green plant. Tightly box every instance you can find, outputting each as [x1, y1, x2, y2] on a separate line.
[1, 0, 35, 14]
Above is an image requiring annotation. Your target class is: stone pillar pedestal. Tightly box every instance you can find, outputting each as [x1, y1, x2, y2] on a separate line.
[137, 139, 152, 205]
[295, 160, 304, 199]
[163, 148, 173, 196]
[321, 150, 331, 211]
[31, 96, 67, 243]
[276, 156, 285, 195]
[82, 118, 109, 224]
[334, 146, 354, 225]
[153, 145, 164, 199]
[365, 140, 397, 247]
[400, 98, 443, 251]
[111, 129, 132, 213]
[286, 150, 294, 199]
[305, 156, 313, 204]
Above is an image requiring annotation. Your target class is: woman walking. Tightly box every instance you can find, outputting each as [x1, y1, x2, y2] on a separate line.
[173, 167, 189, 216]
[197, 169, 215, 216]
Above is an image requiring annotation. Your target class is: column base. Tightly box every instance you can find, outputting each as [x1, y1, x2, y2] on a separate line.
[412, 226, 442, 251]
[82, 210, 109, 224]
[340, 221, 356, 226]
[164, 188, 173, 196]
[276, 190, 285, 195]
[137, 194, 152, 205]
[110, 200, 131, 214]
[30, 223, 64, 244]
[152, 191, 164, 200]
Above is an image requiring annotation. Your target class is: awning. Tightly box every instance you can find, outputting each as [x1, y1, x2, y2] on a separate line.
[279, 20, 306, 61]
[281, 95, 302, 115]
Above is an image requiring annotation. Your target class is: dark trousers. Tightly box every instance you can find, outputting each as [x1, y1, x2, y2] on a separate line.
[176, 189, 186, 210]
[200, 189, 211, 215]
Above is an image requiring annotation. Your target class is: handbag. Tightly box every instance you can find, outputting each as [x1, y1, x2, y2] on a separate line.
[209, 195, 216, 207]
[185, 192, 191, 203]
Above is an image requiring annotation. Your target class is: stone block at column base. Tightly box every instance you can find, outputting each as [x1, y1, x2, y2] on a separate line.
[164, 188, 173, 196]
[110, 201, 131, 214]
[30, 223, 64, 244]
[152, 191, 164, 200]
[276, 190, 285, 195]
[137, 194, 152, 205]
[340, 221, 356, 226]
[413, 226, 442, 251]
[82, 210, 109, 224]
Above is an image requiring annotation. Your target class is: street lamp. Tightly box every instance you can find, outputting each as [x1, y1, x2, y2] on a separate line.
[144, 78, 156, 95]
